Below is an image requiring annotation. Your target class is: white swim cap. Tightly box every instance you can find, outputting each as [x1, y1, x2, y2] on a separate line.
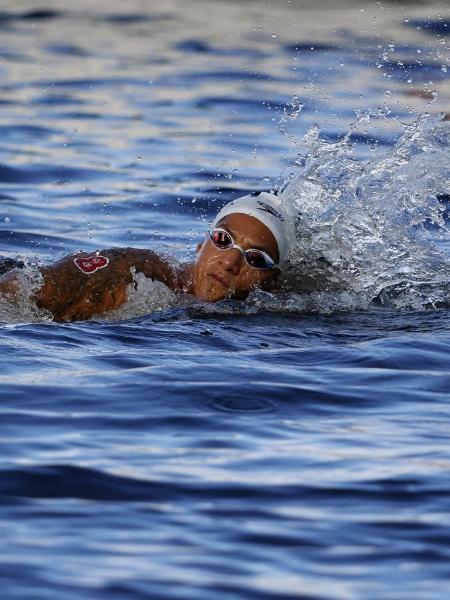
[213, 192, 290, 269]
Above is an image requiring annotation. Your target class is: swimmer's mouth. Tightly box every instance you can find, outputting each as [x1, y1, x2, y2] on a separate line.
[208, 273, 229, 288]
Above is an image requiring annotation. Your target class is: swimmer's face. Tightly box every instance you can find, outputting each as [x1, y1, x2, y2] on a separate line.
[192, 213, 279, 302]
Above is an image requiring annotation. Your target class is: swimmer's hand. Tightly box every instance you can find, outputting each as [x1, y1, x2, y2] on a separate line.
[35, 248, 176, 322]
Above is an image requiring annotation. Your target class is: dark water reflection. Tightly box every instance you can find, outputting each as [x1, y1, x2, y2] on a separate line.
[1, 0, 450, 598]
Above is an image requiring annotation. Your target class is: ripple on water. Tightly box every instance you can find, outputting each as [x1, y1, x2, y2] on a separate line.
[207, 392, 278, 414]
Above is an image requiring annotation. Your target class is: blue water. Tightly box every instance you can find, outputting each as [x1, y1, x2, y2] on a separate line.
[1, 1, 450, 598]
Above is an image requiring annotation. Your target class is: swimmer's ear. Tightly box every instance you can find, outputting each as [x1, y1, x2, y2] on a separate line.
[196, 241, 204, 254]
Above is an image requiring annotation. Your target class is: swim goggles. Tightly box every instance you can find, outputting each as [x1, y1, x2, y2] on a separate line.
[209, 228, 278, 270]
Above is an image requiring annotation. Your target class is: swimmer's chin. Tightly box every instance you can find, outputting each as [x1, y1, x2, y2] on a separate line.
[193, 284, 243, 303]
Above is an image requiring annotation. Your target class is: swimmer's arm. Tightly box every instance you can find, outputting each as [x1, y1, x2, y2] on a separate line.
[115, 247, 177, 286]
[35, 248, 177, 322]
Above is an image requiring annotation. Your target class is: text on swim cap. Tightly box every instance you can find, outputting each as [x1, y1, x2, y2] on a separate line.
[256, 200, 284, 221]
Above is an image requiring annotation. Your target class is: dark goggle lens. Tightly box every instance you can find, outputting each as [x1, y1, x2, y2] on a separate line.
[244, 250, 273, 270]
[210, 229, 232, 248]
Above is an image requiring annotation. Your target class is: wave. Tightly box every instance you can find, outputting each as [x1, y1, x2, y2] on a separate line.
[2, 463, 447, 502]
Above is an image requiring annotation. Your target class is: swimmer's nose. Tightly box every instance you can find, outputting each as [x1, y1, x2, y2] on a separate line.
[219, 247, 243, 274]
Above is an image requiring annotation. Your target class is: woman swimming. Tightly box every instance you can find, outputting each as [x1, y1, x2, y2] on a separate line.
[0, 192, 290, 322]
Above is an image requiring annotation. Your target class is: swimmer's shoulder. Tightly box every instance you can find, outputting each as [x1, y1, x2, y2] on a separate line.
[44, 247, 174, 274]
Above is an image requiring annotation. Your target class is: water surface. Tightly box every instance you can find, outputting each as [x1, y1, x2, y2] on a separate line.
[1, 1, 450, 598]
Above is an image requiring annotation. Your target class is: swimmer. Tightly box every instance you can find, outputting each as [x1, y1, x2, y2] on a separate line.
[0, 192, 290, 322]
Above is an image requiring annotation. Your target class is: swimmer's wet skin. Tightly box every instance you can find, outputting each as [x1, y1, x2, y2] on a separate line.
[0, 193, 290, 322]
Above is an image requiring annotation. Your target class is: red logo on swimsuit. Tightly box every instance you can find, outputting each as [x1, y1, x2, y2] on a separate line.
[74, 255, 109, 274]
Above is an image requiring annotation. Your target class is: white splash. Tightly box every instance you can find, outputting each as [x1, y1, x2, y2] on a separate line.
[270, 113, 450, 311]
[98, 272, 185, 322]
[0, 266, 52, 324]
